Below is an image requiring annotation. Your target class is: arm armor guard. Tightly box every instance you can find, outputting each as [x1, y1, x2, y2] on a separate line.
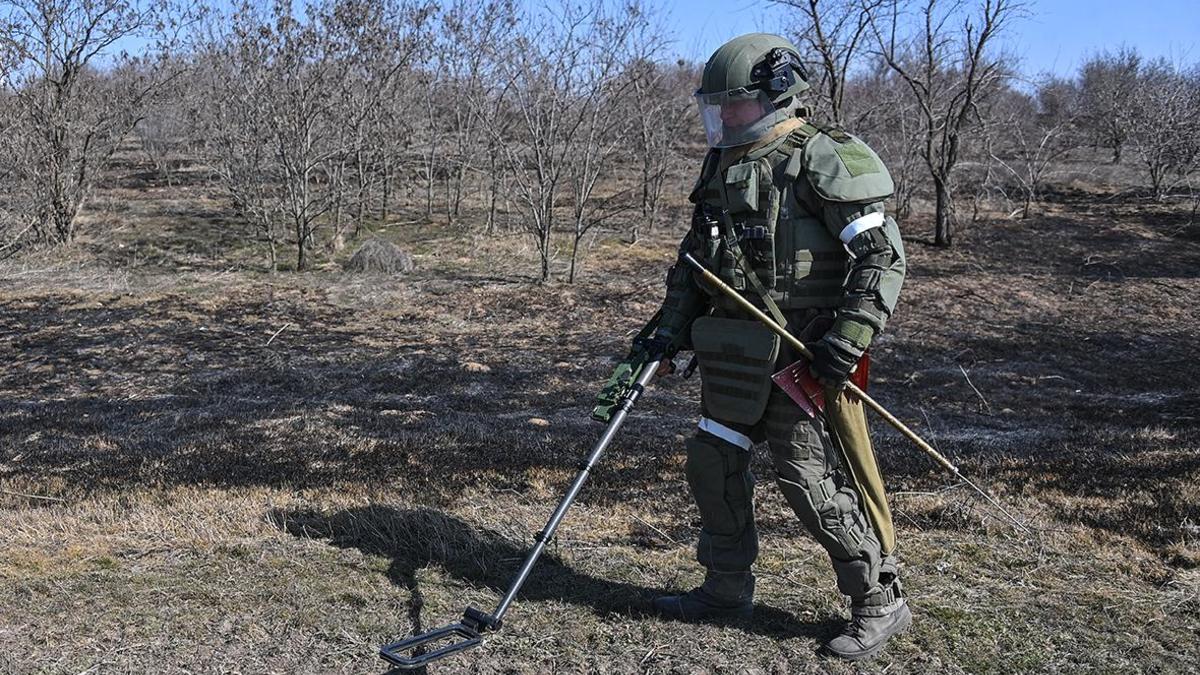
[793, 128, 905, 355]
[831, 216, 906, 352]
[656, 232, 710, 342]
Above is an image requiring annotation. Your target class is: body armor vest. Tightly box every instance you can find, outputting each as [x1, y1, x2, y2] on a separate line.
[689, 123, 848, 313]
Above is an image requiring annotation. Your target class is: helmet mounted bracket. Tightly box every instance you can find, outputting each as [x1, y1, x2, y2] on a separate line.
[752, 47, 809, 98]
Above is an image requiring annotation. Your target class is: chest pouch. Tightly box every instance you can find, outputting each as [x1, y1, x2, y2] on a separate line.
[719, 160, 784, 291]
[723, 162, 760, 214]
[691, 316, 782, 426]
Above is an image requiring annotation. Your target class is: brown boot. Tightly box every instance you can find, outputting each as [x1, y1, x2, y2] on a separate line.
[824, 580, 911, 660]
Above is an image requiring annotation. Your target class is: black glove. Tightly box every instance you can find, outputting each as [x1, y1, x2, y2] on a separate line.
[633, 329, 672, 355]
[808, 336, 861, 390]
[635, 332, 677, 376]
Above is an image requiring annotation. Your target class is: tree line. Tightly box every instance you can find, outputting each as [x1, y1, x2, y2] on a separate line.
[778, 0, 1200, 244]
[0, 0, 1196, 277]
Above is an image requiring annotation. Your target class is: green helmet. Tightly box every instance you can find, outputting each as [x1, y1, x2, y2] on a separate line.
[695, 33, 811, 148]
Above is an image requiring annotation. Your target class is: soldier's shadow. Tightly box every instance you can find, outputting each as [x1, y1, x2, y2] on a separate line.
[270, 506, 842, 648]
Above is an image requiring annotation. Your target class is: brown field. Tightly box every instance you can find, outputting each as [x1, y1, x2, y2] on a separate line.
[1, 154, 1198, 673]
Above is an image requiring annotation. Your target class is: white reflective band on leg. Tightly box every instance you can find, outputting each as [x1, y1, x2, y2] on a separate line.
[838, 211, 885, 243]
[698, 417, 753, 451]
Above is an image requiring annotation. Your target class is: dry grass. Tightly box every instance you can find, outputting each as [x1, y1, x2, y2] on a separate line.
[1, 155, 1198, 673]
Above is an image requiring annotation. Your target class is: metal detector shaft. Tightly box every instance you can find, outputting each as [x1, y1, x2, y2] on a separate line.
[493, 356, 662, 619]
[380, 357, 663, 669]
[680, 253, 1032, 535]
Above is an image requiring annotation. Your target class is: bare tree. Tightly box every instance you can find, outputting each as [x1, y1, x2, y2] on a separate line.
[135, 70, 192, 187]
[193, 0, 431, 270]
[868, 0, 1022, 246]
[986, 75, 1083, 217]
[1128, 59, 1200, 201]
[1077, 47, 1140, 164]
[484, 0, 653, 282]
[413, 68, 447, 221]
[774, 0, 883, 126]
[563, 11, 664, 281]
[365, 68, 419, 230]
[191, 27, 284, 268]
[334, 11, 432, 245]
[434, 0, 517, 227]
[0, 0, 194, 247]
[625, 58, 695, 243]
[0, 59, 35, 258]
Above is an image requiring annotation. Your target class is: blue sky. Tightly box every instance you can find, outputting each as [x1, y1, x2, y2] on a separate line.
[107, 0, 1198, 78]
[665, 0, 1200, 77]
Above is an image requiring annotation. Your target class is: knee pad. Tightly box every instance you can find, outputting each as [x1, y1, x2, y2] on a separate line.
[779, 471, 880, 561]
[818, 484, 884, 597]
[818, 488, 870, 558]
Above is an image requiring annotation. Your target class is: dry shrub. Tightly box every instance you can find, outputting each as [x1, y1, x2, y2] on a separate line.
[344, 238, 414, 275]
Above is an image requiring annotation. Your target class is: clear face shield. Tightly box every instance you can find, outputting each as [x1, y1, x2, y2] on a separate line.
[695, 88, 783, 148]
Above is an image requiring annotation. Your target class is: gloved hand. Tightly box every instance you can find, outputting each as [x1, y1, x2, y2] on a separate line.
[808, 336, 862, 390]
[635, 332, 677, 377]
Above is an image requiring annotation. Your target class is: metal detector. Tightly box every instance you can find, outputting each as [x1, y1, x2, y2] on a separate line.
[379, 355, 664, 670]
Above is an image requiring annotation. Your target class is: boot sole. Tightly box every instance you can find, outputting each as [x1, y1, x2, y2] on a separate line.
[823, 606, 913, 661]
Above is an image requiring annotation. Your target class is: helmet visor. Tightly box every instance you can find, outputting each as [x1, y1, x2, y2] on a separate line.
[695, 89, 778, 148]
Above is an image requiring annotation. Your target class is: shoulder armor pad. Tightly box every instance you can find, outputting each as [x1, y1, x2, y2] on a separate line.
[802, 131, 894, 203]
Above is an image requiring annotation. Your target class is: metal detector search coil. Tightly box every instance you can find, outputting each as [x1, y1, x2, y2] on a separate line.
[379, 622, 480, 669]
[379, 605, 499, 669]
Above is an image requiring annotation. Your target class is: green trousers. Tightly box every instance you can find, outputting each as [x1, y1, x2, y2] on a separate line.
[685, 379, 895, 602]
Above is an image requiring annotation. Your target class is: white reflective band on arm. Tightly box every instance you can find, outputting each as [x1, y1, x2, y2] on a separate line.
[698, 417, 753, 451]
[838, 211, 885, 243]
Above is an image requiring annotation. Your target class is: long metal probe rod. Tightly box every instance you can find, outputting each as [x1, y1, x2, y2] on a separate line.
[681, 253, 1032, 535]
[492, 358, 662, 620]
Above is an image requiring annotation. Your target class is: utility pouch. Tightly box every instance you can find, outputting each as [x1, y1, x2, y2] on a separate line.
[724, 162, 759, 213]
[716, 242, 747, 291]
[691, 316, 781, 425]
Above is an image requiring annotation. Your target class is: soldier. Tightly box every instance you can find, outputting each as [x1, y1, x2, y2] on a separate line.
[644, 33, 911, 660]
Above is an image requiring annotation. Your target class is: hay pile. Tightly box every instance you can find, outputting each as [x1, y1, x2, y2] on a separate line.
[344, 238, 415, 275]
